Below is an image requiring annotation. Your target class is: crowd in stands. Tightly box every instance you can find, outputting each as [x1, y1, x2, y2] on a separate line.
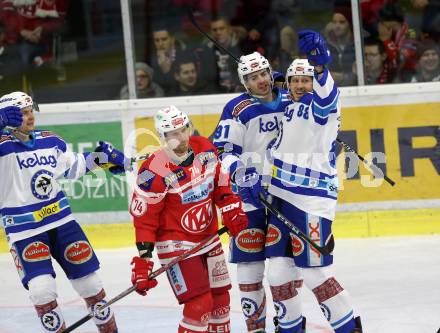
[0, 0, 69, 73]
[1, 0, 439, 100]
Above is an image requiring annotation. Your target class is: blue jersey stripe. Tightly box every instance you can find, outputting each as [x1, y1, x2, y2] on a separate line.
[1, 191, 65, 216]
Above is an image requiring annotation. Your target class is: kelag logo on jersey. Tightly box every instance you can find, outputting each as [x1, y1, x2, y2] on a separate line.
[259, 115, 280, 133]
[16, 153, 57, 170]
[181, 178, 214, 204]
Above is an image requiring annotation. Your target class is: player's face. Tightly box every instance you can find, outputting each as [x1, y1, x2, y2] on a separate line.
[211, 19, 231, 45]
[176, 63, 197, 89]
[332, 13, 350, 38]
[153, 30, 174, 52]
[19, 106, 35, 133]
[245, 69, 272, 97]
[419, 49, 439, 72]
[289, 76, 313, 101]
[136, 69, 150, 90]
[165, 125, 191, 156]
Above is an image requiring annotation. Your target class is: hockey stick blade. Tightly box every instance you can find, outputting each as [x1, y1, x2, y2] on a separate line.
[336, 138, 396, 186]
[259, 193, 334, 256]
[64, 226, 229, 332]
[187, 8, 240, 64]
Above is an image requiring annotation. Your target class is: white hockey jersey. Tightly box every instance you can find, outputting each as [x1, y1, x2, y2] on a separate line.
[213, 88, 291, 211]
[268, 69, 340, 220]
[0, 130, 89, 245]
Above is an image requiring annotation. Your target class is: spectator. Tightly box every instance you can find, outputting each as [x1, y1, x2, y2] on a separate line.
[195, 17, 243, 93]
[377, 3, 418, 81]
[326, 6, 357, 86]
[231, 0, 276, 56]
[363, 37, 396, 84]
[3, 0, 70, 67]
[411, 0, 440, 42]
[410, 39, 440, 82]
[119, 62, 164, 99]
[271, 25, 300, 72]
[171, 56, 214, 96]
[150, 26, 186, 95]
[361, 0, 394, 37]
[0, 22, 6, 80]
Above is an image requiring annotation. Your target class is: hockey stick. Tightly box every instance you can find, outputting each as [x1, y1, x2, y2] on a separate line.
[259, 193, 334, 256]
[336, 138, 396, 186]
[188, 10, 397, 187]
[64, 226, 229, 333]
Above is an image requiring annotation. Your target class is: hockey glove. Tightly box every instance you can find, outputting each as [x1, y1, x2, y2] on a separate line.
[94, 141, 129, 174]
[234, 167, 265, 208]
[218, 194, 248, 237]
[131, 256, 158, 296]
[0, 106, 23, 131]
[298, 29, 332, 66]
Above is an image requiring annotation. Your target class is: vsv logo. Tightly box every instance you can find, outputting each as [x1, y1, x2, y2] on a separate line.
[259, 115, 280, 133]
[16, 153, 57, 170]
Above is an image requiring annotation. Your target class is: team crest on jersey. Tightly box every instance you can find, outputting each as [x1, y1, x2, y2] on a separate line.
[290, 234, 304, 256]
[41, 310, 62, 332]
[235, 228, 265, 253]
[232, 99, 253, 117]
[31, 170, 54, 200]
[265, 225, 281, 246]
[64, 241, 93, 264]
[180, 199, 213, 233]
[22, 242, 50, 262]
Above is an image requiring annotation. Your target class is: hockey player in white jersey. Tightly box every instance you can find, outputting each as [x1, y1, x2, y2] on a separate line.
[266, 30, 362, 333]
[0, 92, 128, 333]
[213, 52, 297, 333]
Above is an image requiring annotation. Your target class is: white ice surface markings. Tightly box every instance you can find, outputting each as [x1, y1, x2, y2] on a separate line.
[1, 236, 439, 332]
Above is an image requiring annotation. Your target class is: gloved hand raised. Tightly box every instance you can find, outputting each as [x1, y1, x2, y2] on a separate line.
[298, 29, 332, 66]
[130, 256, 158, 296]
[234, 167, 265, 208]
[0, 106, 23, 131]
[217, 194, 248, 237]
[94, 141, 129, 174]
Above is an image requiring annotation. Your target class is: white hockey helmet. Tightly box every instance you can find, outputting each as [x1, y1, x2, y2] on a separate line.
[154, 105, 190, 138]
[237, 51, 272, 86]
[286, 58, 315, 82]
[0, 91, 39, 112]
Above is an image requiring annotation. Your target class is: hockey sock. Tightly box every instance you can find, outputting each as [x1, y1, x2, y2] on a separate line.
[179, 292, 213, 333]
[312, 277, 356, 333]
[270, 280, 304, 333]
[35, 300, 66, 333]
[239, 282, 266, 332]
[84, 289, 118, 333]
[208, 291, 231, 333]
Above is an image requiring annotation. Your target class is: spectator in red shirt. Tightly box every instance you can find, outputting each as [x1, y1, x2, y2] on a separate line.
[1, 0, 70, 67]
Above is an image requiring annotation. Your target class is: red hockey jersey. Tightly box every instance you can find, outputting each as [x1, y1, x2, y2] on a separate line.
[130, 136, 234, 262]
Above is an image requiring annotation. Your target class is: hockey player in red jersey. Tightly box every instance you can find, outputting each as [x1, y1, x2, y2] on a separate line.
[129, 105, 249, 333]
